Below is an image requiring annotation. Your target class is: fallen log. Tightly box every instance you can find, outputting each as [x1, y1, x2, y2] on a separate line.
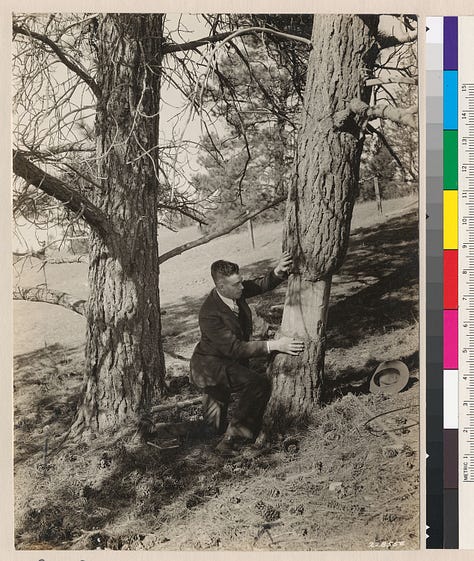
[150, 396, 202, 414]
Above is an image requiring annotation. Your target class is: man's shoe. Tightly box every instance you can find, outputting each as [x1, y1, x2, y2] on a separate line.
[215, 435, 238, 457]
[225, 422, 254, 440]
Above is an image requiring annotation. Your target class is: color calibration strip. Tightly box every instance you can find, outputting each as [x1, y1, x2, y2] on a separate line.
[426, 16, 444, 549]
[442, 16, 458, 550]
[458, 16, 474, 550]
[428, 15, 474, 550]
[427, 15, 474, 550]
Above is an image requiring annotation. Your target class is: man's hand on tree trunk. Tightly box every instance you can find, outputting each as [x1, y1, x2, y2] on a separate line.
[274, 251, 293, 278]
[268, 336, 305, 355]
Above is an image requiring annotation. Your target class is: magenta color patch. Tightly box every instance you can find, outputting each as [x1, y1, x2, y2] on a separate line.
[444, 310, 458, 369]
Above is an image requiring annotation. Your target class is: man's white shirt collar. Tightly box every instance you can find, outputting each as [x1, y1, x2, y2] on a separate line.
[216, 290, 238, 312]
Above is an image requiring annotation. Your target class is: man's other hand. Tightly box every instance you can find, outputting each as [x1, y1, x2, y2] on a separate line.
[269, 336, 305, 355]
[274, 251, 293, 278]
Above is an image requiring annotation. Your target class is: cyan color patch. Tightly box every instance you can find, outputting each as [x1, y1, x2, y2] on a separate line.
[443, 70, 458, 130]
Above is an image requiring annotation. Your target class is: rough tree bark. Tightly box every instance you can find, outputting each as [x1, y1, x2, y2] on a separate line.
[265, 15, 379, 426]
[71, 15, 166, 437]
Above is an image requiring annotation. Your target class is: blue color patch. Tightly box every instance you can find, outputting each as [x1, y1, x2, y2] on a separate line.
[443, 70, 458, 130]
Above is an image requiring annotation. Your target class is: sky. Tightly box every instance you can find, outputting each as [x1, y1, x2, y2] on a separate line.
[160, 14, 219, 184]
[12, 13, 417, 251]
[13, 13, 212, 251]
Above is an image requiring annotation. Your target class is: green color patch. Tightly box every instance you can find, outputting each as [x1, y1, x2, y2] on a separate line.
[444, 130, 458, 190]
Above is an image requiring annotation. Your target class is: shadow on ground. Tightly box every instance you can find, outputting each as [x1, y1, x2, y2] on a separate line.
[254, 211, 419, 344]
[14, 344, 85, 466]
[13, 209, 420, 550]
[322, 350, 419, 401]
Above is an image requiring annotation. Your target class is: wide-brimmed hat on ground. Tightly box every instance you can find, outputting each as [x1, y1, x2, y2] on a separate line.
[369, 360, 410, 395]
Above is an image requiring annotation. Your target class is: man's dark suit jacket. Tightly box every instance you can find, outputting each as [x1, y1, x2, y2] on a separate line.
[190, 270, 283, 389]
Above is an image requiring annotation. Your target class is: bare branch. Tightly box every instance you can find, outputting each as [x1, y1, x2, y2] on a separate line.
[236, 129, 252, 204]
[13, 248, 46, 261]
[47, 255, 87, 264]
[159, 196, 285, 264]
[13, 250, 86, 265]
[366, 77, 417, 86]
[150, 396, 201, 414]
[13, 23, 101, 98]
[377, 28, 417, 49]
[348, 99, 417, 129]
[163, 31, 235, 54]
[12, 150, 113, 236]
[162, 27, 312, 55]
[58, 161, 102, 190]
[366, 123, 404, 169]
[158, 202, 208, 226]
[17, 143, 95, 158]
[13, 285, 86, 316]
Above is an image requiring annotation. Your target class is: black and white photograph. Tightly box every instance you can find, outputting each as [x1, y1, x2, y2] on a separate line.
[10, 10, 419, 552]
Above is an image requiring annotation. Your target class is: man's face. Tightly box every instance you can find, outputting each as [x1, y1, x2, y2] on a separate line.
[217, 273, 243, 300]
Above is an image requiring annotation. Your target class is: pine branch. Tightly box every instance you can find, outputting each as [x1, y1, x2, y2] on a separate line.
[12, 150, 113, 236]
[159, 196, 285, 264]
[13, 285, 86, 316]
[228, 39, 289, 124]
[13, 24, 101, 98]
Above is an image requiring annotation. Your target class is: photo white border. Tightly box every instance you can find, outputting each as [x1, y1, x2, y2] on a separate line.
[0, 1, 472, 559]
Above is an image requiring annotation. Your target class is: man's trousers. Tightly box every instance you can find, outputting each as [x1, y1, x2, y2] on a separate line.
[203, 362, 271, 438]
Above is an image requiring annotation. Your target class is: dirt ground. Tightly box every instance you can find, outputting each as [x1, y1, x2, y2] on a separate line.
[13, 195, 420, 551]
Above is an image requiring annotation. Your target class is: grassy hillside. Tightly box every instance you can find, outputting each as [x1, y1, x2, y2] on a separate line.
[13, 195, 419, 551]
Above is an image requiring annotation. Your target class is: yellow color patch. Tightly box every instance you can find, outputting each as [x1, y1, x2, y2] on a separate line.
[444, 190, 458, 249]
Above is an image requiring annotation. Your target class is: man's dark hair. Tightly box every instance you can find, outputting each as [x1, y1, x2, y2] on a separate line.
[211, 260, 239, 283]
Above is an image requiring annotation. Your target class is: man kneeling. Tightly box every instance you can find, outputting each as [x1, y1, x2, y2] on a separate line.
[190, 253, 304, 455]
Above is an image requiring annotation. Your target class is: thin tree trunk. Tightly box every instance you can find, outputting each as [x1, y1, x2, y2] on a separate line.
[374, 176, 383, 214]
[266, 15, 378, 428]
[246, 211, 256, 249]
[71, 15, 166, 437]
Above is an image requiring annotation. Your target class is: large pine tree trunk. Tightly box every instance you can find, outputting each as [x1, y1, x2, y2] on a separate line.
[269, 276, 332, 425]
[72, 15, 166, 436]
[266, 15, 379, 425]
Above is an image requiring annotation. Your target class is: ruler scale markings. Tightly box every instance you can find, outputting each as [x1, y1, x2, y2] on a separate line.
[459, 16, 474, 549]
